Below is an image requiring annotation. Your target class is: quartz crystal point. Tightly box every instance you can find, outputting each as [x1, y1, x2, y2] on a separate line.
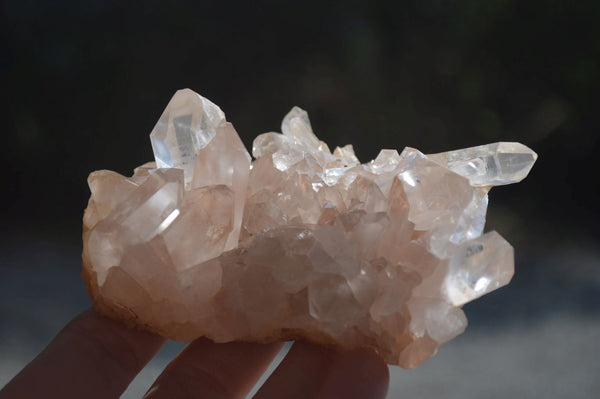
[82, 89, 537, 368]
[150, 89, 225, 185]
[149, 89, 249, 249]
[428, 142, 537, 187]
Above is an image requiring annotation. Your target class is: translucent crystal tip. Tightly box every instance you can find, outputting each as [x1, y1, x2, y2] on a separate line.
[149, 89, 226, 185]
[428, 142, 538, 187]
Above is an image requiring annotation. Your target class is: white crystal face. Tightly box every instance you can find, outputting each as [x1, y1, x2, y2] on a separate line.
[395, 148, 489, 258]
[281, 106, 330, 153]
[428, 142, 538, 187]
[150, 89, 226, 186]
[443, 231, 514, 306]
[83, 89, 536, 368]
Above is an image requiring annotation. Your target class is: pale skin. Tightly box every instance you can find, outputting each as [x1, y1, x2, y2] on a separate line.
[0, 310, 389, 398]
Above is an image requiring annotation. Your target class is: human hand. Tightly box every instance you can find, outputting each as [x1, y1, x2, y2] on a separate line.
[0, 310, 389, 398]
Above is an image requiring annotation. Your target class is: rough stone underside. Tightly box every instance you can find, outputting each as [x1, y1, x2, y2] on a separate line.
[82, 89, 537, 367]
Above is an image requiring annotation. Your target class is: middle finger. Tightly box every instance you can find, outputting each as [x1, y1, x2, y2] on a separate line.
[143, 338, 284, 399]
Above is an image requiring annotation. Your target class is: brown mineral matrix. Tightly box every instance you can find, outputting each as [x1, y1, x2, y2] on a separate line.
[82, 89, 537, 367]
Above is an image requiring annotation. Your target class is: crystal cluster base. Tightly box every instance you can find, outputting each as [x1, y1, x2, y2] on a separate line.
[82, 89, 536, 367]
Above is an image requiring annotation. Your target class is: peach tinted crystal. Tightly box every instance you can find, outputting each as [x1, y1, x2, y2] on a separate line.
[82, 89, 536, 367]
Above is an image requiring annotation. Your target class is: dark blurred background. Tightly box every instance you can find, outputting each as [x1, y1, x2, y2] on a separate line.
[2, 1, 599, 397]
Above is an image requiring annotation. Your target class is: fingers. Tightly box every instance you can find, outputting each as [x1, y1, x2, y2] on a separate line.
[253, 341, 339, 399]
[143, 338, 284, 399]
[0, 309, 165, 399]
[254, 341, 389, 399]
[316, 347, 390, 399]
[0, 309, 389, 399]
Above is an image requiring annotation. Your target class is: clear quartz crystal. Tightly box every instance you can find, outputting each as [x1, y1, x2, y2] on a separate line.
[443, 231, 514, 306]
[281, 106, 329, 152]
[83, 89, 536, 368]
[150, 89, 226, 187]
[427, 142, 538, 186]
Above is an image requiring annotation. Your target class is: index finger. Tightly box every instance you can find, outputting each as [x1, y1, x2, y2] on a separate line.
[0, 309, 165, 399]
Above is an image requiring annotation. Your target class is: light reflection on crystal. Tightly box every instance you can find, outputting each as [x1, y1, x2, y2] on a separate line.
[153, 208, 180, 236]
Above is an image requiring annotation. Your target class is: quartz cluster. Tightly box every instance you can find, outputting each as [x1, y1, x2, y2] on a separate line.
[82, 89, 537, 367]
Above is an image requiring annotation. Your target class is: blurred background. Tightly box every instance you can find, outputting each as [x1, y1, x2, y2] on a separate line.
[1, 0, 599, 397]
